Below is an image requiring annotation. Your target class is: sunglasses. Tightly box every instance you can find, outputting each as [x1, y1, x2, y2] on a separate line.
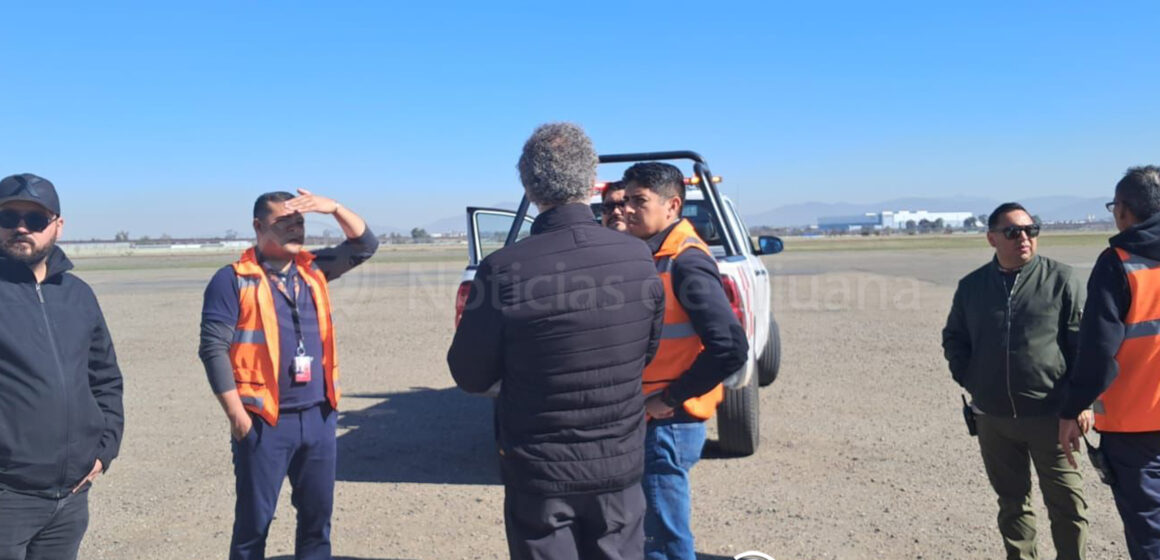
[993, 224, 1040, 240]
[601, 200, 627, 213]
[0, 210, 55, 232]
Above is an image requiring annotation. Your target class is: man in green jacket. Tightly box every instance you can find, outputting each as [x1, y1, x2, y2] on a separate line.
[943, 202, 1091, 560]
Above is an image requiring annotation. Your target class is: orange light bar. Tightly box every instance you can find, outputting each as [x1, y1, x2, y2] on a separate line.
[682, 176, 722, 185]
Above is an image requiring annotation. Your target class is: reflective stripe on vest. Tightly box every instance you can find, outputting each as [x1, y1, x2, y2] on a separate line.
[661, 322, 697, 340]
[229, 247, 341, 426]
[232, 329, 266, 344]
[1094, 248, 1160, 432]
[642, 219, 724, 421]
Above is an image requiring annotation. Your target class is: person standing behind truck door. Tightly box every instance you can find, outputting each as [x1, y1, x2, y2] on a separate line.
[601, 180, 629, 232]
[620, 162, 749, 560]
[198, 189, 377, 560]
[1059, 166, 1160, 560]
[943, 202, 1089, 560]
[448, 123, 665, 560]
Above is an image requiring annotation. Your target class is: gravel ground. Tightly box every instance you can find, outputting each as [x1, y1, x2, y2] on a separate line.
[71, 240, 1131, 559]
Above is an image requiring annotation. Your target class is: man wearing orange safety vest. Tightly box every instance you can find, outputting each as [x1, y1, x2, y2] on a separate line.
[620, 162, 749, 560]
[198, 190, 377, 560]
[1060, 166, 1160, 560]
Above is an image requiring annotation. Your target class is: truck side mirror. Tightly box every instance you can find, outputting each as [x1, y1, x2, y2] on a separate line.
[757, 236, 783, 255]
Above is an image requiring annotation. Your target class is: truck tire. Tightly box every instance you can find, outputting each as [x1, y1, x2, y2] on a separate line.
[758, 318, 781, 387]
[717, 369, 759, 456]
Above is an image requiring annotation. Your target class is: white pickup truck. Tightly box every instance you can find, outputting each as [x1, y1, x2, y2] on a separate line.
[453, 151, 783, 456]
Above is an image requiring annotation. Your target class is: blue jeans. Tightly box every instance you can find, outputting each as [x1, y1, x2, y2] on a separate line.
[0, 488, 88, 560]
[643, 420, 706, 560]
[230, 405, 337, 560]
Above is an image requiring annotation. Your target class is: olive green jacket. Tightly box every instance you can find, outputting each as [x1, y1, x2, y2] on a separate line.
[942, 255, 1085, 417]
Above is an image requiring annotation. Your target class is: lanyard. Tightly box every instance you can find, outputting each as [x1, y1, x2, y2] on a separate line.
[269, 271, 307, 357]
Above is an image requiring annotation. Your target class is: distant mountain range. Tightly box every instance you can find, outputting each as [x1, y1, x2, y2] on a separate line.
[388, 195, 1109, 235]
[742, 195, 1110, 228]
[422, 201, 524, 234]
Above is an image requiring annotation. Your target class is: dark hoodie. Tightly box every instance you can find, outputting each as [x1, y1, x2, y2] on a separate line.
[0, 247, 125, 498]
[1060, 214, 1160, 420]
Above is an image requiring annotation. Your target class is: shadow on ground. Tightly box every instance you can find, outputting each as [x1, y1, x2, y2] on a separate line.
[336, 388, 501, 485]
[700, 439, 748, 460]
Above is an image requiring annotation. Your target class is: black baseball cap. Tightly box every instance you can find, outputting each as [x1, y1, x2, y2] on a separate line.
[0, 174, 61, 215]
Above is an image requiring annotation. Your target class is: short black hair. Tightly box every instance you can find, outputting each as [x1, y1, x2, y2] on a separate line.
[621, 162, 685, 205]
[1115, 166, 1160, 221]
[988, 202, 1031, 229]
[602, 180, 625, 200]
[253, 191, 295, 220]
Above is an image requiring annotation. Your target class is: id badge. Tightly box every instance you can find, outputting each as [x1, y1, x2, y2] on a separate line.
[293, 354, 313, 383]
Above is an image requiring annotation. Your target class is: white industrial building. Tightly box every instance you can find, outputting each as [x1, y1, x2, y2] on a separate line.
[882, 210, 975, 229]
[818, 210, 977, 232]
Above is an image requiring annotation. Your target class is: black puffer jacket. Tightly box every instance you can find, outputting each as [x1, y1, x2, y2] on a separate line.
[448, 203, 665, 496]
[0, 248, 125, 498]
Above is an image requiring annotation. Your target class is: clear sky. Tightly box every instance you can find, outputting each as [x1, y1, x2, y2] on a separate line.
[2, 1, 1158, 239]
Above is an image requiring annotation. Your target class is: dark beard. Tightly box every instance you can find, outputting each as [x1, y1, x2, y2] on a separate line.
[0, 236, 55, 266]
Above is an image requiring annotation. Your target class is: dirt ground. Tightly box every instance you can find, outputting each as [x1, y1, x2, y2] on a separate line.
[70, 236, 1132, 559]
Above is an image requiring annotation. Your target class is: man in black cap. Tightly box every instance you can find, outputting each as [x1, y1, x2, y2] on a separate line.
[0, 173, 125, 560]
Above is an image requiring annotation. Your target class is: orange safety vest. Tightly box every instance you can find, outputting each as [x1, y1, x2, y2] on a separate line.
[1094, 248, 1160, 432]
[643, 219, 724, 421]
[229, 248, 340, 426]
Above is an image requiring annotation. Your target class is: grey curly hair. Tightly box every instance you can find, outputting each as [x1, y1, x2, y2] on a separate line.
[517, 122, 598, 208]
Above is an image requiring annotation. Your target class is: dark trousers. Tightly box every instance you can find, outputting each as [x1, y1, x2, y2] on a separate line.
[1102, 432, 1160, 560]
[230, 405, 337, 560]
[976, 414, 1088, 560]
[504, 483, 645, 560]
[0, 489, 88, 560]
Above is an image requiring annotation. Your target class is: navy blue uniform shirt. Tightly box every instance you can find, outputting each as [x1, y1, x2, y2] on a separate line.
[203, 263, 327, 410]
[198, 229, 378, 413]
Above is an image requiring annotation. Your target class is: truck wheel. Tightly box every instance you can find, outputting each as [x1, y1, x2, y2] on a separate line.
[758, 318, 781, 387]
[717, 369, 759, 456]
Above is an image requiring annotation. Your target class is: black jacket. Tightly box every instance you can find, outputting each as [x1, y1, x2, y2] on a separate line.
[0, 248, 125, 498]
[1061, 214, 1160, 420]
[447, 203, 665, 496]
[943, 255, 1084, 417]
[646, 221, 749, 410]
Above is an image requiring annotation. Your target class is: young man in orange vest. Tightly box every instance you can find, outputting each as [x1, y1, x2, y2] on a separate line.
[621, 162, 749, 560]
[1060, 166, 1160, 560]
[198, 189, 377, 560]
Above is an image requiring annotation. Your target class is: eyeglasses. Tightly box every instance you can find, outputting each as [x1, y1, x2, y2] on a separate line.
[0, 210, 55, 232]
[1106, 201, 1117, 213]
[601, 200, 627, 213]
[993, 224, 1040, 240]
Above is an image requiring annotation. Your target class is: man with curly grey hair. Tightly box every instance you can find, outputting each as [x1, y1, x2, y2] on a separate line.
[449, 122, 665, 560]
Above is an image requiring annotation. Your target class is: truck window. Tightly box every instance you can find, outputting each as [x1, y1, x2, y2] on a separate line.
[723, 199, 757, 255]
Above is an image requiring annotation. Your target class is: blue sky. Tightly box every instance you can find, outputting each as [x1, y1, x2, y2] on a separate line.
[2, 2, 1158, 239]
